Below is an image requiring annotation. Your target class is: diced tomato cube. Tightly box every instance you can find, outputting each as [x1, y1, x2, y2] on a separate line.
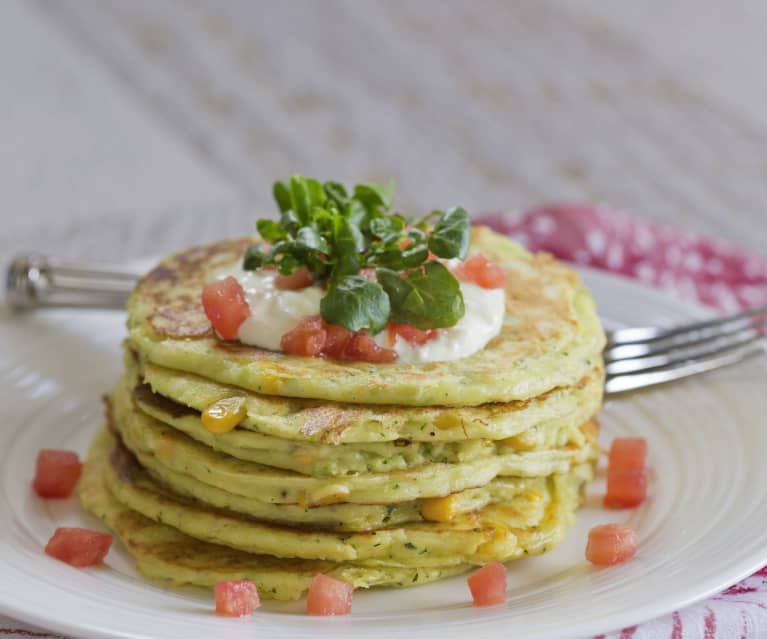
[32, 449, 82, 498]
[281, 318, 397, 362]
[454, 254, 507, 289]
[341, 332, 398, 363]
[275, 266, 315, 290]
[320, 323, 397, 362]
[44, 527, 112, 567]
[215, 580, 261, 617]
[201, 276, 251, 340]
[608, 438, 647, 473]
[586, 524, 637, 566]
[467, 562, 507, 606]
[323, 323, 353, 358]
[604, 469, 647, 508]
[306, 574, 353, 616]
[388, 322, 439, 346]
[281, 316, 327, 356]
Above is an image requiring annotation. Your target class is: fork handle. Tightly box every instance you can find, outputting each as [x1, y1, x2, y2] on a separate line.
[5, 254, 140, 310]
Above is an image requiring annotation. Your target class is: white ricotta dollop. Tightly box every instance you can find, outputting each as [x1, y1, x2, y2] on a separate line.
[233, 268, 325, 351]
[222, 267, 505, 363]
[374, 282, 505, 363]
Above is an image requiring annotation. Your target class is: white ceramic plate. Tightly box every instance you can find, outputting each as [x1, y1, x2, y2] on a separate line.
[1, 268, 766, 639]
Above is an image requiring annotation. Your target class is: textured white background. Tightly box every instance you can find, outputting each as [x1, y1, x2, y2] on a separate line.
[2, 0, 766, 271]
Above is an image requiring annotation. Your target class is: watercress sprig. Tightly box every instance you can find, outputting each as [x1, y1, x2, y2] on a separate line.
[243, 175, 471, 333]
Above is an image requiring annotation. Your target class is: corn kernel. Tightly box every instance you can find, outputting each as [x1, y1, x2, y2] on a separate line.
[419, 494, 458, 522]
[201, 396, 247, 434]
[293, 452, 317, 469]
[309, 484, 351, 507]
[502, 428, 544, 451]
[433, 413, 462, 430]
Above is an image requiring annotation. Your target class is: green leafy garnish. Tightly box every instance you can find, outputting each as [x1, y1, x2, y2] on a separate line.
[320, 276, 390, 334]
[377, 262, 465, 330]
[244, 175, 472, 333]
[428, 207, 470, 260]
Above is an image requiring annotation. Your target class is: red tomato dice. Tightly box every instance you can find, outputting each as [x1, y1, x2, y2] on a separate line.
[281, 316, 327, 356]
[201, 277, 251, 340]
[388, 323, 439, 346]
[604, 469, 647, 508]
[454, 254, 507, 289]
[45, 527, 112, 567]
[467, 562, 507, 607]
[586, 524, 637, 566]
[306, 574, 353, 616]
[341, 332, 398, 363]
[321, 323, 397, 362]
[274, 266, 315, 290]
[215, 580, 261, 617]
[323, 323, 353, 358]
[33, 449, 82, 498]
[608, 438, 647, 473]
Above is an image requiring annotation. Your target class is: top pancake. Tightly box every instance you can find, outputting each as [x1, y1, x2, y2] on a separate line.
[127, 226, 605, 406]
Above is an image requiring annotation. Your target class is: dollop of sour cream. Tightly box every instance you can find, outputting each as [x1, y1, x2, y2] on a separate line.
[222, 267, 505, 363]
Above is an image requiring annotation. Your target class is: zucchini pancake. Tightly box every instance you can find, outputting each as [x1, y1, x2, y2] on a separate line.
[80, 176, 606, 601]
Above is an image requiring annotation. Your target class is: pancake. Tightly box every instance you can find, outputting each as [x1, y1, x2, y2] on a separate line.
[123, 430, 554, 532]
[79, 215, 606, 599]
[80, 428, 470, 600]
[134, 351, 605, 446]
[135, 384, 595, 477]
[127, 226, 606, 406]
[125, 363, 602, 477]
[112, 383, 600, 506]
[101, 428, 592, 566]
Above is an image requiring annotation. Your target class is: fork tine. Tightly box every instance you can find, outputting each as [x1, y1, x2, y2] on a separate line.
[606, 306, 767, 348]
[606, 327, 764, 375]
[605, 308, 766, 360]
[605, 339, 766, 395]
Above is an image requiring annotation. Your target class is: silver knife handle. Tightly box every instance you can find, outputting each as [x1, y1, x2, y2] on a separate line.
[5, 254, 140, 310]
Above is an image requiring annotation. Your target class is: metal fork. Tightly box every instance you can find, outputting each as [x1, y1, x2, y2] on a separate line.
[604, 307, 766, 394]
[5, 255, 767, 394]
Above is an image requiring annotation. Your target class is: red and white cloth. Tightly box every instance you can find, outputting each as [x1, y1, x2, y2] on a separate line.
[476, 205, 767, 639]
[477, 204, 767, 314]
[2, 206, 766, 639]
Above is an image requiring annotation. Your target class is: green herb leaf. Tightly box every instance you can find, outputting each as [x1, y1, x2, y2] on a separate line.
[276, 254, 300, 275]
[378, 262, 465, 329]
[323, 181, 348, 209]
[354, 181, 395, 211]
[369, 215, 405, 242]
[295, 225, 328, 253]
[320, 276, 391, 333]
[289, 176, 325, 223]
[402, 244, 429, 267]
[273, 181, 292, 213]
[256, 219, 286, 243]
[332, 215, 365, 277]
[249, 176, 477, 334]
[428, 206, 470, 259]
[243, 244, 266, 270]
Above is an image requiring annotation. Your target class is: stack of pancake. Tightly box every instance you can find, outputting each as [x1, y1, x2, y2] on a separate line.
[80, 227, 606, 601]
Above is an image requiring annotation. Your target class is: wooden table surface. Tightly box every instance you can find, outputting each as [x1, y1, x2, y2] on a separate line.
[1, 0, 765, 271]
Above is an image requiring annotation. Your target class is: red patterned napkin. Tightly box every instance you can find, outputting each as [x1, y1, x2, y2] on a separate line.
[477, 204, 767, 639]
[2, 206, 765, 639]
[477, 204, 767, 313]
